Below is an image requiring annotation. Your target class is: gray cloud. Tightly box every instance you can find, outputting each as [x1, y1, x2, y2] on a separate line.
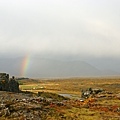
[0, 0, 120, 58]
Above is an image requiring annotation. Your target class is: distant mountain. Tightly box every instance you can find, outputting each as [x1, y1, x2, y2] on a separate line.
[27, 58, 101, 78]
[0, 57, 119, 78]
[100, 69, 120, 76]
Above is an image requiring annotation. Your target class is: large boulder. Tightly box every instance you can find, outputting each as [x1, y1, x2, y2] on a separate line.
[9, 76, 19, 92]
[0, 73, 9, 91]
[0, 73, 19, 92]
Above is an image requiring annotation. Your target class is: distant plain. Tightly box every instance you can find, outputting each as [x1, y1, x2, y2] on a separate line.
[19, 77, 120, 95]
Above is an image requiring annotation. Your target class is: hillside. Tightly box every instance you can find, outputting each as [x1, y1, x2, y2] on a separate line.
[0, 57, 119, 78]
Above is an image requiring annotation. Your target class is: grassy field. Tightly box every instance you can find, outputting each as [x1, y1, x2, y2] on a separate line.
[19, 77, 120, 95]
[18, 77, 120, 120]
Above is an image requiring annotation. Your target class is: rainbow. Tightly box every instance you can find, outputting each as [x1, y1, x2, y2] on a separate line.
[21, 55, 30, 77]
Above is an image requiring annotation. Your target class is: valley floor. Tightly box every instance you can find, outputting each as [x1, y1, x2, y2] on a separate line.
[0, 77, 120, 120]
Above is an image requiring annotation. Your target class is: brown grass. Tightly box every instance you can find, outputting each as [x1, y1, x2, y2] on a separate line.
[19, 77, 120, 95]
[18, 77, 120, 120]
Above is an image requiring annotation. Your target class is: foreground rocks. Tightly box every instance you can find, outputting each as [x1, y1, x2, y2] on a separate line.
[0, 91, 68, 120]
[0, 90, 120, 120]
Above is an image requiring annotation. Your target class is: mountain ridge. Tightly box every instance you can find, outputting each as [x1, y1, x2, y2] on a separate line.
[0, 57, 119, 78]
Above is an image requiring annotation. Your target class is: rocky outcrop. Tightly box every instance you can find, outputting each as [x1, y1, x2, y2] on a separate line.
[81, 88, 104, 98]
[0, 73, 19, 92]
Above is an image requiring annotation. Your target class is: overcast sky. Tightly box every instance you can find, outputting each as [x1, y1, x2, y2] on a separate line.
[0, 0, 120, 59]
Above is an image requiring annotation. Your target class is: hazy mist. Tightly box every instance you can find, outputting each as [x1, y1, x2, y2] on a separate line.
[0, 0, 120, 77]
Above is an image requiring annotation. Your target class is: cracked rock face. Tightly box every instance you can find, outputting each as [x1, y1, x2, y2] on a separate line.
[0, 73, 19, 92]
